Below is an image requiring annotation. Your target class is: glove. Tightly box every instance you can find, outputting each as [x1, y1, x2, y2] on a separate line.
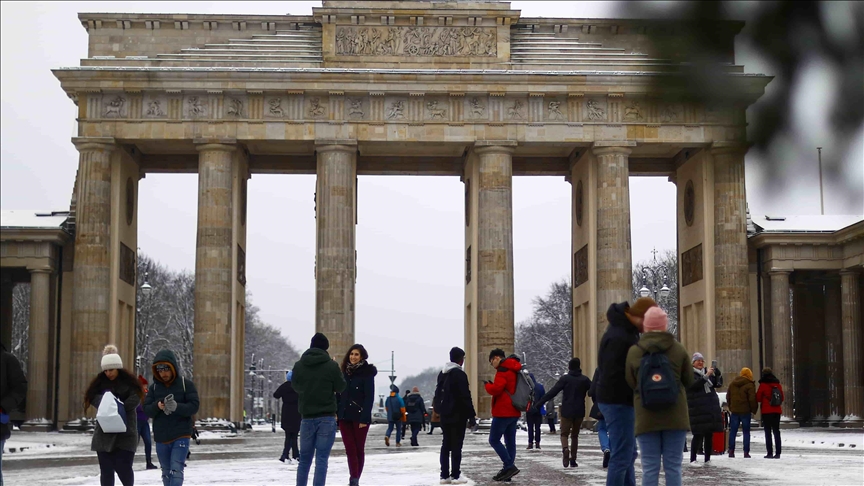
[164, 394, 177, 415]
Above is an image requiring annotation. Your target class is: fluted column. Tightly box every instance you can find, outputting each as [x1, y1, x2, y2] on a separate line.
[475, 143, 515, 417]
[824, 279, 845, 421]
[315, 143, 357, 360]
[194, 143, 236, 420]
[0, 275, 12, 351]
[841, 270, 863, 422]
[70, 139, 115, 419]
[26, 269, 52, 422]
[712, 144, 752, 377]
[593, 145, 632, 337]
[769, 270, 793, 418]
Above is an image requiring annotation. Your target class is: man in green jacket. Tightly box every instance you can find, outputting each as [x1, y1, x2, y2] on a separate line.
[291, 333, 347, 486]
[625, 307, 693, 486]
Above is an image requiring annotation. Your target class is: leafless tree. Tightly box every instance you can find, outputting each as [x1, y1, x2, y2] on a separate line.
[632, 250, 680, 337]
[11, 283, 30, 366]
[515, 279, 573, 392]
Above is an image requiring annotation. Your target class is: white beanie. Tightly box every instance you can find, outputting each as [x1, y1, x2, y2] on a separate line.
[101, 344, 123, 371]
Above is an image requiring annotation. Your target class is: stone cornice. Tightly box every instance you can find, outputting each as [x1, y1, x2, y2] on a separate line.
[0, 228, 72, 246]
[749, 220, 864, 248]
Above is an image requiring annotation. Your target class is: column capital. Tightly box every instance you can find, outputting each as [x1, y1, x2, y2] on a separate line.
[72, 137, 116, 153]
[710, 141, 751, 156]
[195, 140, 237, 153]
[27, 267, 53, 275]
[592, 141, 634, 156]
[474, 140, 517, 155]
[768, 269, 792, 277]
[840, 268, 862, 277]
[315, 140, 358, 154]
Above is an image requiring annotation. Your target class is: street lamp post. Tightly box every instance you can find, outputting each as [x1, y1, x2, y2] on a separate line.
[136, 269, 153, 376]
[638, 248, 671, 304]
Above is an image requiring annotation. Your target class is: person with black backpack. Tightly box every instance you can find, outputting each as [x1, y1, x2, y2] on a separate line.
[405, 387, 427, 447]
[532, 358, 592, 468]
[625, 307, 693, 486]
[756, 367, 784, 459]
[384, 385, 405, 447]
[434, 346, 476, 484]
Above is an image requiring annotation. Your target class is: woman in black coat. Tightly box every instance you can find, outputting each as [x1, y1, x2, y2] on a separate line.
[273, 371, 301, 462]
[686, 352, 723, 463]
[337, 344, 378, 486]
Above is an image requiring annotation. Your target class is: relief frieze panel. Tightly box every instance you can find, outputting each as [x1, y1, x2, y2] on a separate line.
[585, 98, 607, 121]
[335, 26, 496, 57]
[102, 94, 127, 118]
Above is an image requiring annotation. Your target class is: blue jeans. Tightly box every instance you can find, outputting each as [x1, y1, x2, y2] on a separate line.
[155, 438, 189, 486]
[637, 430, 686, 486]
[1, 438, 5, 486]
[297, 416, 337, 486]
[599, 403, 638, 486]
[729, 413, 751, 453]
[489, 417, 518, 469]
[138, 420, 153, 463]
[597, 418, 610, 452]
[385, 421, 402, 443]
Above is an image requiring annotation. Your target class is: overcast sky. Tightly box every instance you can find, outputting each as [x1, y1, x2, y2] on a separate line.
[2, 1, 861, 390]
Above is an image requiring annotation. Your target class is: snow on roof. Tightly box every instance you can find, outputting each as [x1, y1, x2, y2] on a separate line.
[751, 213, 863, 233]
[0, 210, 69, 229]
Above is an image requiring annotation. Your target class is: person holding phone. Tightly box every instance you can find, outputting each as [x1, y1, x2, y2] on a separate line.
[685, 352, 723, 464]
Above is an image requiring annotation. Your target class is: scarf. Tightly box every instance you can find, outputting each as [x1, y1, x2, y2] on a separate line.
[694, 367, 712, 394]
[346, 360, 366, 376]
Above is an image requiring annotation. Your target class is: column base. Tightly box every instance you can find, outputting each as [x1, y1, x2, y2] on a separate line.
[62, 418, 96, 432]
[19, 419, 53, 432]
[196, 418, 238, 433]
[835, 415, 864, 428]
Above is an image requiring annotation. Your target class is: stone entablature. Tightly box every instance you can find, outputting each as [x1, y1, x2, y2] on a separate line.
[752, 221, 864, 271]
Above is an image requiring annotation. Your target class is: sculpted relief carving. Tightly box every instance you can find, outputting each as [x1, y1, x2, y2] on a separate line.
[103, 96, 126, 117]
[426, 100, 447, 119]
[146, 100, 164, 117]
[335, 26, 496, 57]
[387, 100, 405, 119]
[547, 100, 565, 121]
[308, 97, 326, 118]
[268, 98, 284, 117]
[507, 100, 524, 119]
[586, 100, 606, 121]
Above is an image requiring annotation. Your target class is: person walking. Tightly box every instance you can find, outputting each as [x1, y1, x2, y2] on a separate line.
[136, 376, 158, 470]
[588, 367, 611, 469]
[401, 390, 410, 441]
[546, 407, 557, 433]
[434, 346, 476, 485]
[143, 349, 200, 486]
[85, 345, 143, 486]
[337, 344, 377, 486]
[291, 333, 347, 486]
[273, 370, 301, 463]
[533, 358, 592, 468]
[524, 374, 546, 451]
[596, 297, 657, 486]
[625, 307, 693, 486]
[427, 406, 441, 435]
[484, 349, 522, 482]
[756, 367, 784, 459]
[1, 342, 27, 486]
[727, 367, 757, 458]
[685, 352, 723, 464]
[405, 387, 427, 447]
[384, 385, 405, 447]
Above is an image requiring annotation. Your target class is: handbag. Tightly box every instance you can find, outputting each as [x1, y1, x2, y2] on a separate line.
[96, 391, 128, 433]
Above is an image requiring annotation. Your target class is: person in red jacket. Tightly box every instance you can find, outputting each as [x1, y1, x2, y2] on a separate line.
[756, 367, 784, 459]
[484, 349, 522, 482]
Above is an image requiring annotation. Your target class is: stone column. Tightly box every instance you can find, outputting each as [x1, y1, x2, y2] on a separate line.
[0, 274, 12, 351]
[824, 279, 845, 421]
[69, 139, 115, 419]
[593, 145, 632, 337]
[315, 143, 357, 360]
[712, 144, 752, 376]
[194, 143, 236, 420]
[474, 144, 516, 416]
[25, 268, 52, 422]
[769, 270, 793, 418]
[841, 270, 863, 422]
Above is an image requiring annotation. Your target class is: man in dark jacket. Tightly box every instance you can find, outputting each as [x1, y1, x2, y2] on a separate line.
[274, 370, 301, 463]
[143, 349, 200, 486]
[533, 357, 592, 468]
[596, 298, 656, 486]
[291, 333, 346, 486]
[524, 374, 546, 450]
[405, 386, 427, 447]
[484, 349, 522, 482]
[434, 346, 476, 484]
[1, 343, 27, 483]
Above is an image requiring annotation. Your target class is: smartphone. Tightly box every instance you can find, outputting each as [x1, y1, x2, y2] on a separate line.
[711, 360, 718, 369]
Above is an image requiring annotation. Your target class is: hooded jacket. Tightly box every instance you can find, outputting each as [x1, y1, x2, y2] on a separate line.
[625, 331, 694, 436]
[291, 348, 346, 419]
[728, 374, 758, 414]
[385, 389, 406, 422]
[434, 362, 476, 424]
[596, 303, 642, 405]
[405, 392, 427, 423]
[1, 343, 27, 442]
[484, 357, 522, 418]
[143, 349, 199, 444]
[273, 380, 301, 433]
[337, 362, 377, 424]
[756, 372, 785, 415]
[535, 368, 592, 420]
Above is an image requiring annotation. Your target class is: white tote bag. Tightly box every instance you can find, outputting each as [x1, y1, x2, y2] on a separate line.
[96, 391, 128, 433]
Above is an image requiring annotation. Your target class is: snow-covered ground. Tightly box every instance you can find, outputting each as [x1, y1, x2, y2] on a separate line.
[3, 426, 862, 485]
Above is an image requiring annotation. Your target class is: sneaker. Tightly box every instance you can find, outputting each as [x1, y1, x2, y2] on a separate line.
[451, 477, 468, 484]
[385, 436, 390, 447]
[146, 463, 159, 470]
[493, 468, 509, 481]
[500, 466, 520, 481]
[603, 450, 610, 469]
[562, 447, 570, 467]
[569, 459, 578, 468]
[439, 479, 452, 485]
[744, 452, 751, 458]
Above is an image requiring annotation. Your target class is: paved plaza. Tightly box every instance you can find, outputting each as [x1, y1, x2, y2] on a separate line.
[4, 426, 862, 485]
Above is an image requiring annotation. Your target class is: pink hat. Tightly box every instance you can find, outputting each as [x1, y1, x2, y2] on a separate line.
[643, 307, 668, 332]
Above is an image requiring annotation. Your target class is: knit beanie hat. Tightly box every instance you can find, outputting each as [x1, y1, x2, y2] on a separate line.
[692, 352, 705, 363]
[101, 345, 123, 371]
[138, 375, 148, 386]
[741, 367, 754, 381]
[642, 307, 668, 332]
[310, 332, 330, 351]
[628, 297, 658, 318]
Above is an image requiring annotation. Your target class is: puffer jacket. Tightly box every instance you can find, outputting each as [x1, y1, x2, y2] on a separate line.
[143, 349, 199, 443]
[596, 303, 642, 405]
[727, 375, 758, 414]
[686, 367, 723, 435]
[484, 357, 522, 418]
[337, 362, 377, 424]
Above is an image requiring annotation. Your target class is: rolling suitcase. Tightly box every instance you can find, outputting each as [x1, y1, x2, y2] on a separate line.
[712, 430, 728, 454]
